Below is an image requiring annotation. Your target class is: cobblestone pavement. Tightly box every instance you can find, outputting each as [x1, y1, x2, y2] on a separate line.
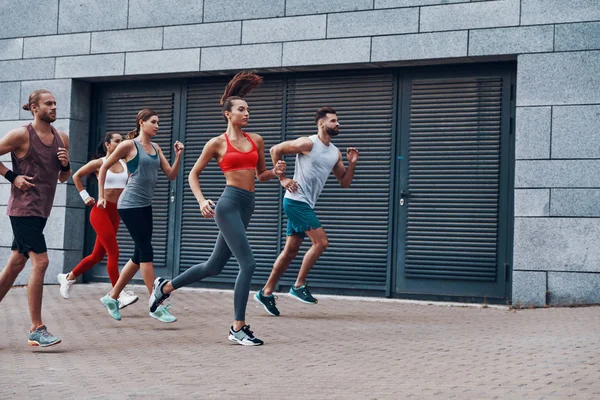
[1, 284, 599, 399]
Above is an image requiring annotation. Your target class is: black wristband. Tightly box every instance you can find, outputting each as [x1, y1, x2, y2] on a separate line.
[61, 162, 71, 172]
[4, 170, 17, 183]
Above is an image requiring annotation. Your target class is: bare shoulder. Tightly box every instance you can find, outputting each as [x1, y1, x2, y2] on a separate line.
[247, 132, 264, 145]
[151, 141, 162, 152]
[58, 131, 69, 146]
[4, 126, 28, 142]
[207, 135, 225, 147]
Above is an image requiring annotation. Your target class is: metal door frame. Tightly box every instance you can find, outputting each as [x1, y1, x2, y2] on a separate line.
[390, 62, 516, 303]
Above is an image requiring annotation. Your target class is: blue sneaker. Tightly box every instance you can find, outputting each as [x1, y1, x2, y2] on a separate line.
[254, 289, 280, 316]
[289, 283, 318, 304]
[100, 294, 121, 321]
[28, 325, 61, 347]
[149, 304, 177, 323]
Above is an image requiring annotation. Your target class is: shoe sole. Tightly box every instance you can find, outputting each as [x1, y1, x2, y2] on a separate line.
[228, 336, 264, 346]
[118, 296, 139, 310]
[28, 339, 61, 347]
[148, 313, 177, 323]
[100, 297, 121, 321]
[287, 292, 318, 304]
[253, 293, 279, 317]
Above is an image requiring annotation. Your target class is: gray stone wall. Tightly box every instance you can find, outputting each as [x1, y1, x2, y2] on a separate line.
[1, 0, 599, 305]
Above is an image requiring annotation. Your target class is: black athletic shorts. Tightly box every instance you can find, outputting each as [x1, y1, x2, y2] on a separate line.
[10, 216, 48, 258]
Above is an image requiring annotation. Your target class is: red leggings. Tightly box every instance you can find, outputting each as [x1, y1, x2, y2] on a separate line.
[72, 201, 120, 285]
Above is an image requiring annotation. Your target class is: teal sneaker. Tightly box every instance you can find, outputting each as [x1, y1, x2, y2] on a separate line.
[100, 294, 121, 321]
[149, 304, 177, 323]
[254, 289, 280, 316]
[289, 283, 318, 304]
[28, 325, 61, 347]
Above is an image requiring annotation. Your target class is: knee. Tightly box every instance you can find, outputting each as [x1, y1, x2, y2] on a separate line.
[32, 258, 49, 274]
[314, 238, 328, 252]
[5, 258, 27, 277]
[138, 246, 153, 264]
[205, 263, 225, 277]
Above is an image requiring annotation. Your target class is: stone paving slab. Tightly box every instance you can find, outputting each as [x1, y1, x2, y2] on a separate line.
[1, 284, 599, 399]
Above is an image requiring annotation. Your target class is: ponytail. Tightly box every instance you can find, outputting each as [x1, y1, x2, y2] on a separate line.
[221, 71, 263, 119]
[126, 128, 139, 140]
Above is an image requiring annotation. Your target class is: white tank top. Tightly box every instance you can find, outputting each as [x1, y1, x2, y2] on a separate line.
[102, 157, 128, 189]
[284, 135, 339, 209]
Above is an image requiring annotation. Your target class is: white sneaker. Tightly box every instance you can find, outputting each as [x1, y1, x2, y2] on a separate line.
[57, 273, 76, 299]
[118, 290, 139, 309]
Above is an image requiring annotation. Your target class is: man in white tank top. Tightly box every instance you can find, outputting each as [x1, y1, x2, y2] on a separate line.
[255, 107, 359, 316]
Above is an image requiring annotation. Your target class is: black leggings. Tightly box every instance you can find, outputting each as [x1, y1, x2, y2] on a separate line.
[119, 206, 153, 265]
[172, 186, 256, 321]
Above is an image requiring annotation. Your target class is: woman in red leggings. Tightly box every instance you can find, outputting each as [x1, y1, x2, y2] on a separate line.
[57, 132, 138, 308]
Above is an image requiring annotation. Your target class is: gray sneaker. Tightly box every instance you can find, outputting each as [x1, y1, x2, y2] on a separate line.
[228, 325, 264, 346]
[149, 277, 170, 313]
[28, 325, 61, 347]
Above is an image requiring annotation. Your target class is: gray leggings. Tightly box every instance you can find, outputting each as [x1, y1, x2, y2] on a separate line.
[171, 186, 256, 321]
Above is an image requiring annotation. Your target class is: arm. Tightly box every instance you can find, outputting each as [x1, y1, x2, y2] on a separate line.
[0, 128, 35, 191]
[57, 131, 71, 183]
[72, 158, 103, 206]
[269, 137, 313, 192]
[332, 147, 359, 188]
[158, 141, 184, 181]
[189, 138, 218, 218]
[253, 134, 286, 182]
[269, 137, 313, 169]
[97, 141, 134, 207]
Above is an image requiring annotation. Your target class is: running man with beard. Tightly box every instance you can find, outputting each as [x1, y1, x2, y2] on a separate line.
[255, 107, 359, 316]
[0, 89, 71, 346]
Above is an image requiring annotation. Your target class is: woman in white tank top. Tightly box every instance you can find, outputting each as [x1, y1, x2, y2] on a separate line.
[57, 132, 138, 308]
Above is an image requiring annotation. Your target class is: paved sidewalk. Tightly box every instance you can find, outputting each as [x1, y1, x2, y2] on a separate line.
[1, 284, 599, 399]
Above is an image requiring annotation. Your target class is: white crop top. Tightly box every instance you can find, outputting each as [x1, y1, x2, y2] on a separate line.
[102, 157, 128, 189]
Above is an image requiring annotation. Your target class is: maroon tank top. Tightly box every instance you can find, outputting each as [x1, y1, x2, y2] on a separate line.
[7, 124, 64, 218]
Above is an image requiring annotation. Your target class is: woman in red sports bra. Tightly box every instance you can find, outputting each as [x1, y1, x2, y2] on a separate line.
[150, 72, 286, 346]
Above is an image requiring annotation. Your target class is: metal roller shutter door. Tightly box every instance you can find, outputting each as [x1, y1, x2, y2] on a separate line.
[397, 73, 510, 299]
[90, 90, 175, 279]
[283, 73, 394, 290]
[179, 78, 284, 284]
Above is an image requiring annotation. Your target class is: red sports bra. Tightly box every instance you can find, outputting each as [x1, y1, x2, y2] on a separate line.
[218, 132, 259, 173]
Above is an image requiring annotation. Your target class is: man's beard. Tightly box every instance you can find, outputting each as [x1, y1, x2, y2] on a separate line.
[326, 126, 339, 136]
[40, 112, 56, 123]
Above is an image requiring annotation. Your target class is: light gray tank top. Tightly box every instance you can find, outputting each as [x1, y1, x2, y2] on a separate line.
[118, 140, 160, 209]
[285, 134, 339, 209]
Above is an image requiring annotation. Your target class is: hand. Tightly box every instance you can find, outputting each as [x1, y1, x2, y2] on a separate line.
[57, 147, 70, 167]
[97, 198, 106, 209]
[273, 160, 286, 176]
[84, 197, 96, 206]
[346, 147, 359, 165]
[174, 141, 184, 156]
[200, 199, 215, 218]
[280, 177, 298, 193]
[13, 175, 35, 191]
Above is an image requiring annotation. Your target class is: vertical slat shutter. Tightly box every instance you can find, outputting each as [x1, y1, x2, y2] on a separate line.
[405, 77, 502, 281]
[283, 73, 394, 290]
[179, 78, 284, 283]
[94, 91, 174, 275]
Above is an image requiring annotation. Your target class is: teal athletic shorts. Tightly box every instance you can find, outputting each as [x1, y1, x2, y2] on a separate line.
[283, 198, 322, 238]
